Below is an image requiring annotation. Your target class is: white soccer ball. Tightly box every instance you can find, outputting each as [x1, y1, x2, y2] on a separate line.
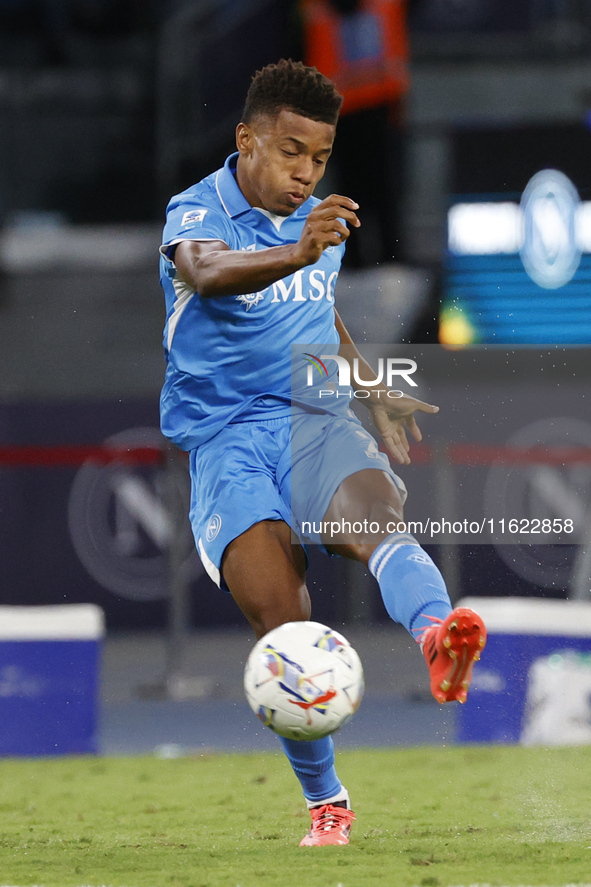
[243, 621, 364, 741]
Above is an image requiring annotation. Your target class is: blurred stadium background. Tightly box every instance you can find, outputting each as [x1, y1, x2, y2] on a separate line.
[0, 0, 590, 757]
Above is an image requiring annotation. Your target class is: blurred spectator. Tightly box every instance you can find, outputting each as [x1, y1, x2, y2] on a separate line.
[300, 0, 410, 266]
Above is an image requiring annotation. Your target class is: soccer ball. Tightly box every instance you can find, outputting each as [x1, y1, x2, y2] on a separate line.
[243, 621, 364, 741]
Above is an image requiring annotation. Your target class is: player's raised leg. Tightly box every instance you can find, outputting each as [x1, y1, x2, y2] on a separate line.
[324, 468, 486, 703]
[221, 519, 354, 845]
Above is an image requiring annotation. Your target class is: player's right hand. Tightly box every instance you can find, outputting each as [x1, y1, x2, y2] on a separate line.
[293, 194, 360, 266]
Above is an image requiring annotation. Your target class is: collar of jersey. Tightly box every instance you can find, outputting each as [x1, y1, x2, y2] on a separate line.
[215, 153, 254, 219]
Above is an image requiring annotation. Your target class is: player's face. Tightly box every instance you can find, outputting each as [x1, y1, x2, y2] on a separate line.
[235, 110, 335, 216]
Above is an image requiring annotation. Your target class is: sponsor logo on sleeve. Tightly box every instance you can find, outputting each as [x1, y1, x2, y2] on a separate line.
[181, 208, 209, 226]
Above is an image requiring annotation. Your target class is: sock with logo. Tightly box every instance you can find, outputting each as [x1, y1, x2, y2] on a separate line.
[368, 532, 452, 637]
[279, 735, 343, 805]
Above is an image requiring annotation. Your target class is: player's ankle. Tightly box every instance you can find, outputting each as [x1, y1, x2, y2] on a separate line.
[305, 786, 351, 810]
[306, 787, 350, 809]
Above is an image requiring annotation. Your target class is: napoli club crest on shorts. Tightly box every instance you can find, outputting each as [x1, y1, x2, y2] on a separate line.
[206, 513, 222, 542]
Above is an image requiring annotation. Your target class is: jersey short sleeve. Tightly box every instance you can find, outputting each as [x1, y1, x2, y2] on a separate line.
[160, 192, 234, 261]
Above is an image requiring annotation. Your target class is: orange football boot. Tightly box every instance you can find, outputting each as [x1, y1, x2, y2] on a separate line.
[417, 607, 487, 704]
[299, 803, 356, 846]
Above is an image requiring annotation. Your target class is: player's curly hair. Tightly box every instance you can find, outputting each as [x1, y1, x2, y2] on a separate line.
[242, 59, 342, 126]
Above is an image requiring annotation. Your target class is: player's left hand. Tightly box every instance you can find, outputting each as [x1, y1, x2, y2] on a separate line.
[367, 394, 439, 465]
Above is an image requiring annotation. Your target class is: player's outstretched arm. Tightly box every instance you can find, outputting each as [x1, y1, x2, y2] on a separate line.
[173, 194, 360, 297]
[334, 309, 439, 465]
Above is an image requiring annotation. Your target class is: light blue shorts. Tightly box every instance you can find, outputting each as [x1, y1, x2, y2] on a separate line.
[189, 410, 406, 588]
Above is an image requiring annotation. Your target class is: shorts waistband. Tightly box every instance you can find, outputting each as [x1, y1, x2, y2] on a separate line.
[228, 416, 292, 427]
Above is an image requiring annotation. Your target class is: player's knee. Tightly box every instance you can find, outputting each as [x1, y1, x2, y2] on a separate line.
[235, 585, 312, 638]
[261, 588, 312, 632]
[329, 539, 378, 567]
[367, 497, 404, 528]
[251, 593, 312, 639]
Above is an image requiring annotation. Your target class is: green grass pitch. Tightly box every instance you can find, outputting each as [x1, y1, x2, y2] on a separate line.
[0, 745, 590, 887]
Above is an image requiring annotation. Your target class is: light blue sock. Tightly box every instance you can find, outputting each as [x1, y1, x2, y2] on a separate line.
[279, 735, 342, 805]
[368, 532, 452, 637]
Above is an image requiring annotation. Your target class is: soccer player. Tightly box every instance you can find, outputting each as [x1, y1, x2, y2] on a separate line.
[159, 59, 486, 847]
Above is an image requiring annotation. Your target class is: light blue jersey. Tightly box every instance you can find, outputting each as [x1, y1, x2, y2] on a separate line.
[159, 151, 406, 587]
[159, 152, 346, 451]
